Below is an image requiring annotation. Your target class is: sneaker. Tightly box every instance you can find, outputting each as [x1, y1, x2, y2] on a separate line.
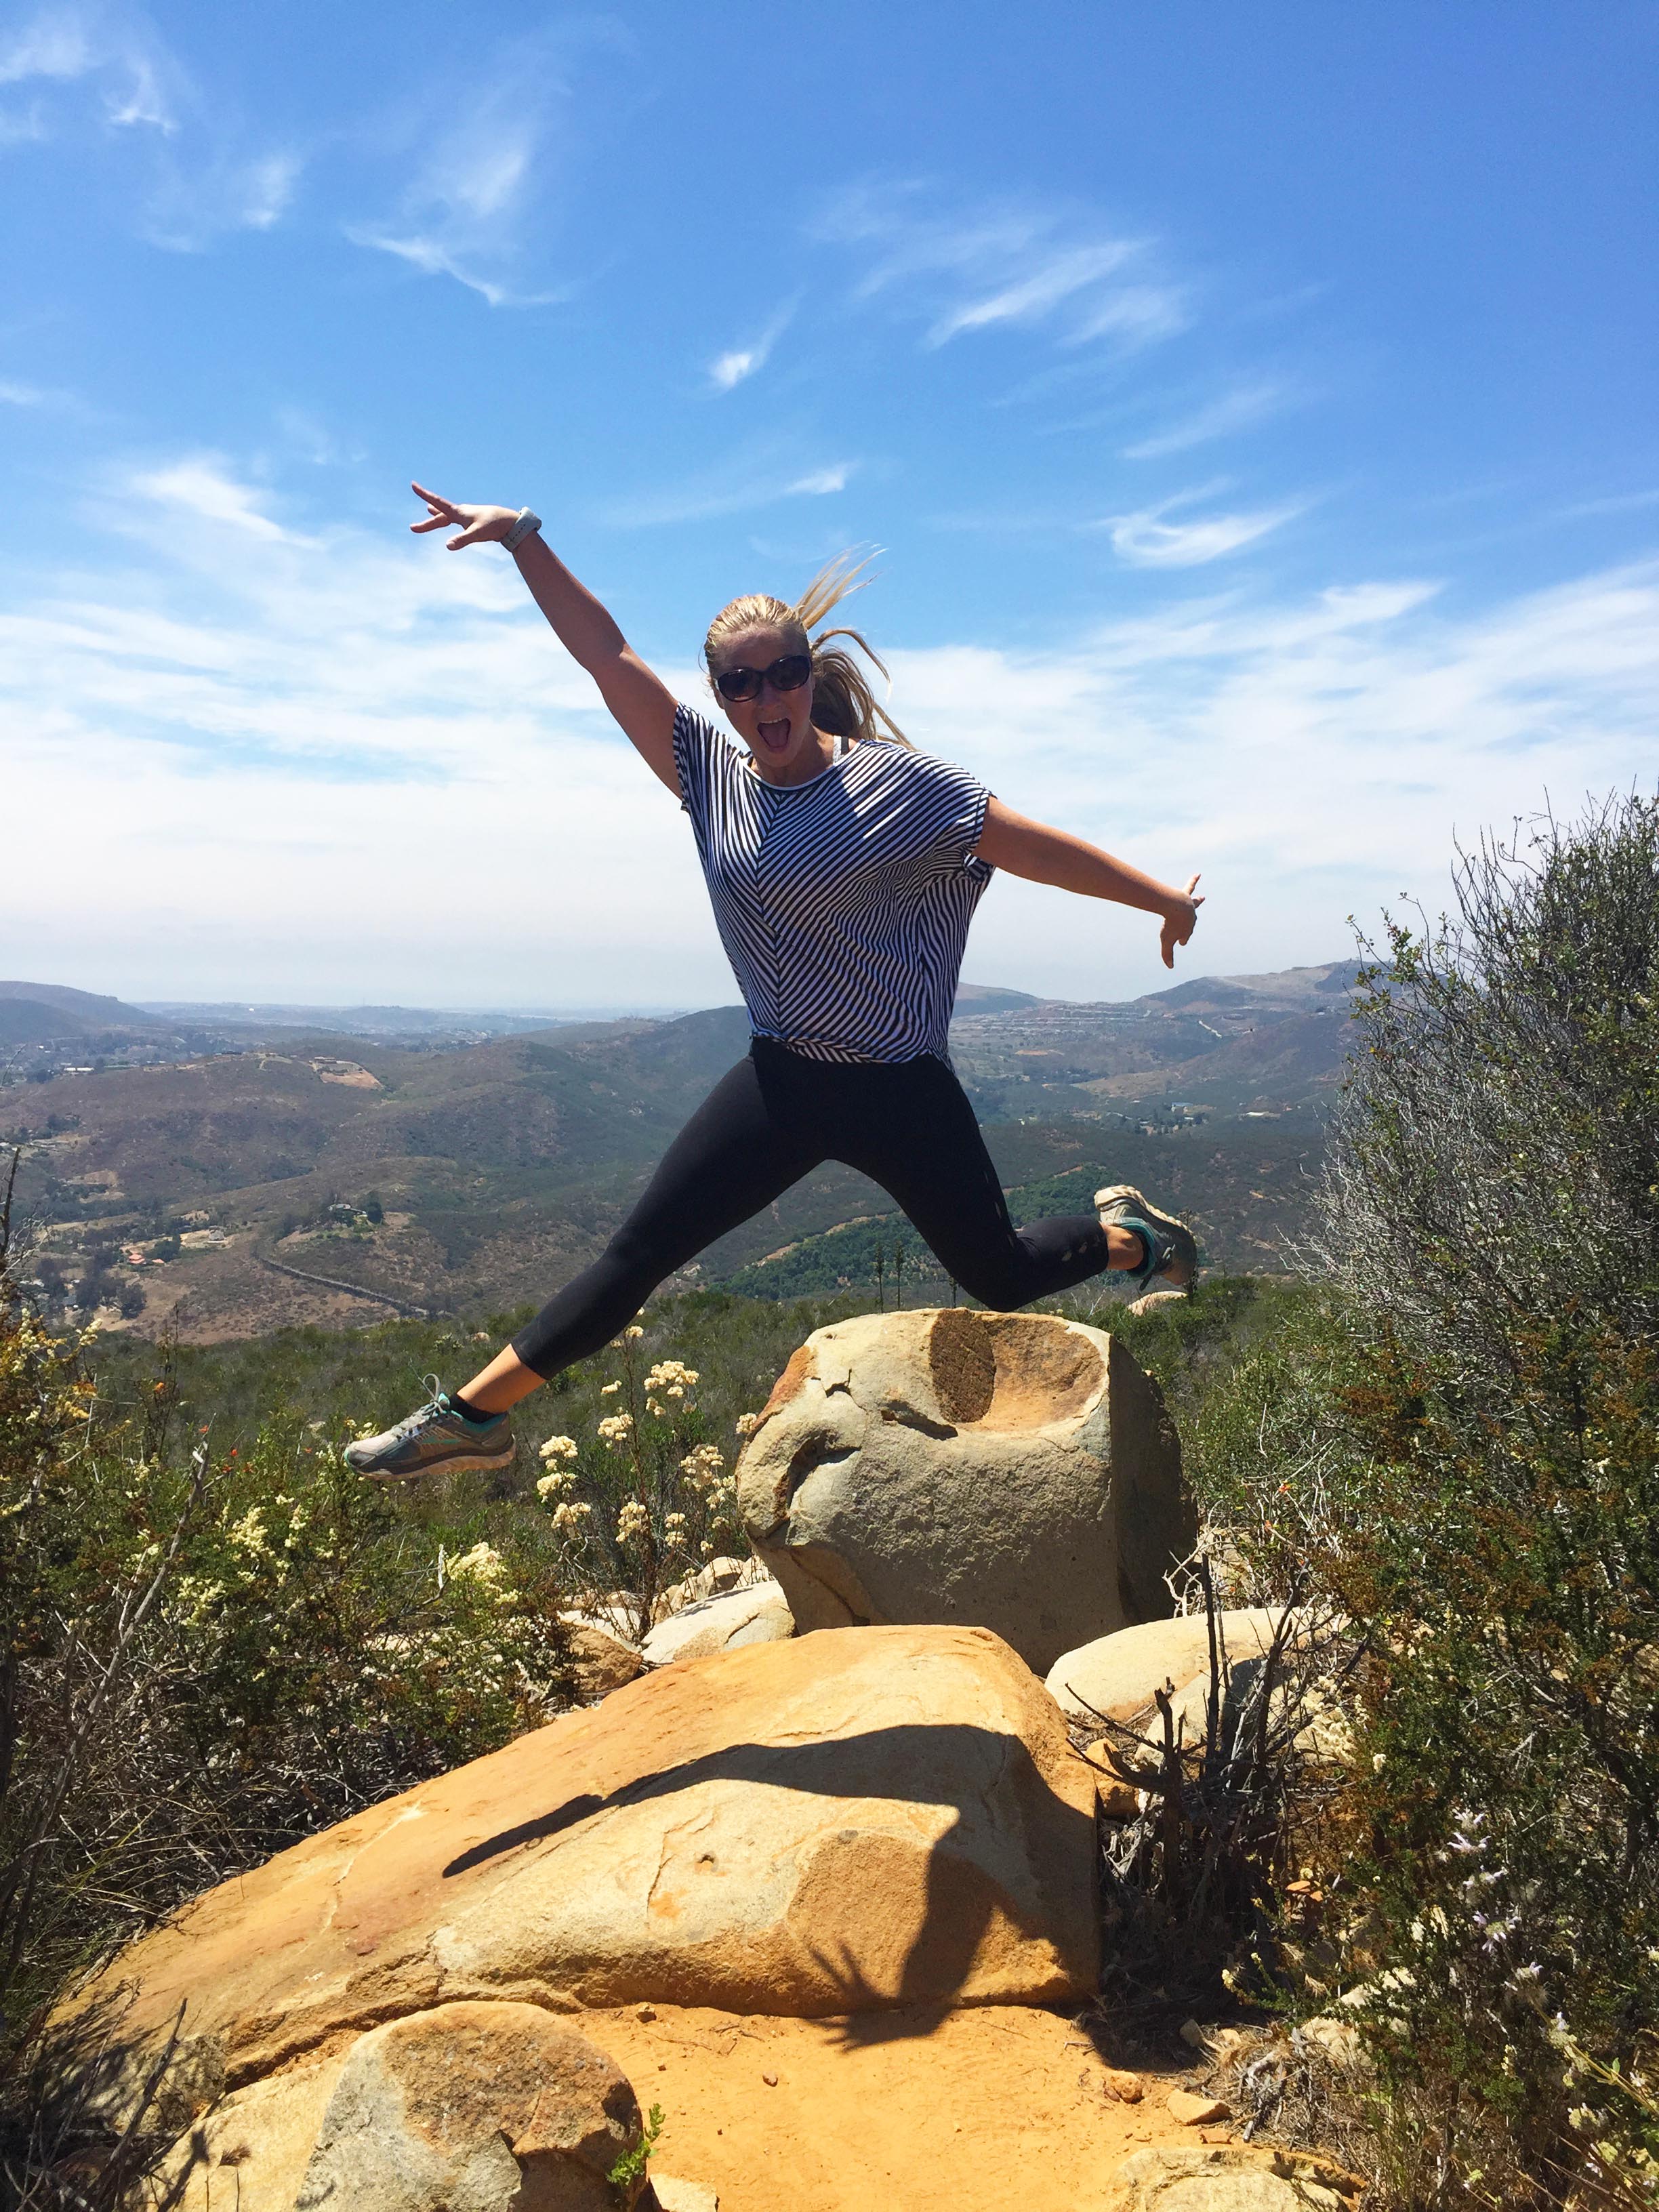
[1094, 1184, 1200, 1290]
[343, 1376, 515, 1483]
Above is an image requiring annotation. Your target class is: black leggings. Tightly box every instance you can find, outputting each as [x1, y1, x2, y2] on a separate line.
[511, 1038, 1113, 1378]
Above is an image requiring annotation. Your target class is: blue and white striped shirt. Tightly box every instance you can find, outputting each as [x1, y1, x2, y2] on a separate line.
[672, 705, 995, 1064]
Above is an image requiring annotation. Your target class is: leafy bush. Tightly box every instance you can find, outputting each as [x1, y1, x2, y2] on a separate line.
[1189, 797, 1659, 2207]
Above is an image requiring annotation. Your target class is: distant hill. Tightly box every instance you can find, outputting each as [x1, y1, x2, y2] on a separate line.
[3, 961, 1351, 1343]
[0, 981, 165, 1038]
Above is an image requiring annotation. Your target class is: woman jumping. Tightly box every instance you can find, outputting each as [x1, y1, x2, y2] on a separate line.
[345, 487, 1205, 1483]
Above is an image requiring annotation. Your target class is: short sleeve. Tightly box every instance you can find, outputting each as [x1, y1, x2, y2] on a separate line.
[671, 703, 729, 821]
[907, 748, 994, 875]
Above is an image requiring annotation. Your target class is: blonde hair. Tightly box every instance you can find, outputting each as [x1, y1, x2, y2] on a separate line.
[702, 550, 911, 749]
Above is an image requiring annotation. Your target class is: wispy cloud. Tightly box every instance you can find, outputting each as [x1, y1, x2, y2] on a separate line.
[125, 457, 295, 542]
[708, 298, 798, 393]
[1100, 489, 1303, 567]
[606, 442, 862, 527]
[0, 7, 302, 247]
[0, 378, 47, 406]
[1122, 381, 1290, 460]
[0, 4, 179, 132]
[347, 33, 606, 308]
[815, 184, 1189, 356]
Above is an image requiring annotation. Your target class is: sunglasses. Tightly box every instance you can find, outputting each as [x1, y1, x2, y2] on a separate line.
[713, 653, 812, 704]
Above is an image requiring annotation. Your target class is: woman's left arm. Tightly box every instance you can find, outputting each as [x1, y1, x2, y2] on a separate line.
[975, 796, 1204, 970]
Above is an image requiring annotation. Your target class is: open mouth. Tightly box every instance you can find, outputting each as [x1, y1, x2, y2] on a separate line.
[756, 716, 792, 753]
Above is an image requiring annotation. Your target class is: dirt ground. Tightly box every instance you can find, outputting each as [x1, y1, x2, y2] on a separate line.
[584, 2001, 1212, 2212]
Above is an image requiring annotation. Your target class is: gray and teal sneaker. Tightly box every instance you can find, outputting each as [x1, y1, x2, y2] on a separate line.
[1094, 1184, 1200, 1291]
[343, 1377, 515, 1483]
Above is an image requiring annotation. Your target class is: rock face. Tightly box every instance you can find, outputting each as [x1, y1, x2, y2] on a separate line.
[1104, 2144, 1364, 2209]
[1045, 1609, 1288, 1732]
[735, 1309, 1192, 1674]
[640, 1579, 793, 1667]
[293, 2003, 644, 2212]
[75, 1625, 1097, 2085]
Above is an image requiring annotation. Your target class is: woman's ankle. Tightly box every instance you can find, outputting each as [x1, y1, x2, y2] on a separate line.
[1103, 1223, 1147, 1271]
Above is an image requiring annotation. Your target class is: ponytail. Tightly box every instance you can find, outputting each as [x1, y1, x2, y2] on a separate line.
[703, 548, 912, 750]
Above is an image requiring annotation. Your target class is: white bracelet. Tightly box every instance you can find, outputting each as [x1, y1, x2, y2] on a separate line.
[502, 506, 541, 553]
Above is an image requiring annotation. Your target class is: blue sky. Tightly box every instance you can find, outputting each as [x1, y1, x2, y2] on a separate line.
[3, 0, 1656, 1008]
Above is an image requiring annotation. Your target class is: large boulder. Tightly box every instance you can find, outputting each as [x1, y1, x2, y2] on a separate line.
[735, 1309, 1192, 1673]
[1046, 1609, 1287, 1730]
[73, 1626, 1097, 2087]
[293, 2002, 644, 2211]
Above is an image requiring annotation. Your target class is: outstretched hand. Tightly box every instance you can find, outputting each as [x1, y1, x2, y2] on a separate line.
[410, 481, 519, 550]
[1160, 876, 1204, 968]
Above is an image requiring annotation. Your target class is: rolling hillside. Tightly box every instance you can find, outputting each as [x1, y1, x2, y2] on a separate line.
[1, 963, 1351, 1340]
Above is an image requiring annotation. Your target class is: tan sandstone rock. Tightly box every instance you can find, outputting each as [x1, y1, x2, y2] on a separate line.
[1103, 2144, 1365, 2209]
[1046, 1608, 1288, 1730]
[293, 2002, 643, 2211]
[70, 1625, 1097, 2085]
[640, 1580, 793, 1667]
[736, 1309, 1193, 1674]
[560, 1611, 647, 1697]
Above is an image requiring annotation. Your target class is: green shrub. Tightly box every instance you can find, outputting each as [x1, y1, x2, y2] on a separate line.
[1195, 796, 1659, 2207]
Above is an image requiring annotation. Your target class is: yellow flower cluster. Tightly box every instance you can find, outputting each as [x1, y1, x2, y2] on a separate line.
[623, 1324, 644, 1340]
[600, 1379, 622, 1395]
[549, 1498, 593, 1536]
[539, 1434, 579, 1462]
[597, 1412, 634, 1447]
[734, 1411, 764, 1438]
[536, 1466, 576, 1500]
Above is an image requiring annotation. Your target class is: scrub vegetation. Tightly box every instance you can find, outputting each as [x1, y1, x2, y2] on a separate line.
[1, 793, 1654, 2207]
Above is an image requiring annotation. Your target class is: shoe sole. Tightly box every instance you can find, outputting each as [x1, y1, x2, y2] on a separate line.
[347, 1439, 516, 1485]
[1094, 1183, 1200, 1289]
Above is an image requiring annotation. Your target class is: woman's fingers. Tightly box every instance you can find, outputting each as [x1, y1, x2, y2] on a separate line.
[411, 514, 452, 533]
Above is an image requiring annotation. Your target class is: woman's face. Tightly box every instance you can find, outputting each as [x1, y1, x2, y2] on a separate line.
[709, 624, 830, 785]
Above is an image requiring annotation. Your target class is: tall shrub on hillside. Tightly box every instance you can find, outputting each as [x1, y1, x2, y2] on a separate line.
[1307, 796, 1659, 2207]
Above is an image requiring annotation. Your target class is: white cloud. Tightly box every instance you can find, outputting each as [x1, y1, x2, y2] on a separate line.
[785, 464, 855, 497]
[0, 4, 178, 131]
[3, 461, 1654, 1006]
[606, 443, 864, 527]
[708, 299, 798, 392]
[347, 36, 596, 309]
[125, 457, 293, 541]
[0, 378, 46, 405]
[817, 185, 1189, 357]
[1122, 382, 1290, 460]
[1101, 495, 1302, 567]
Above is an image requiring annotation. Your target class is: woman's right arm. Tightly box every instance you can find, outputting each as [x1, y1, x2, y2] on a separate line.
[411, 483, 680, 794]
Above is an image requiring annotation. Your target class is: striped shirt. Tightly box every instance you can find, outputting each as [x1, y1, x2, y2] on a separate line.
[672, 705, 995, 1064]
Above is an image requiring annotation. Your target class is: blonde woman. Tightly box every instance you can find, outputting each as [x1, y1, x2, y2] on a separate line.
[346, 486, 1205, 1481]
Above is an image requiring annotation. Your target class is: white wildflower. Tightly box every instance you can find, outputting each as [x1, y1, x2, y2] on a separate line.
[623, 1324, 644, 1340]
[539, 1434, 579, 1463]
[447, 1541, 507, 1588]
[615, 1498, 651, 1544]
[600, 1380, 622, 1396]
[680, 1443, 725, 1491]
[645, 1361, 698, 1392]
[536, 1467, 577, 1500]
[597, 1413, 634, 1447]
[550, 1500, 593, 1536]
[734, 1411, 763, 1437]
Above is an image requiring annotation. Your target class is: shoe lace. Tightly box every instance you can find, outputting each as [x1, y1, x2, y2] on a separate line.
[388, 1374, 448, 1443]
